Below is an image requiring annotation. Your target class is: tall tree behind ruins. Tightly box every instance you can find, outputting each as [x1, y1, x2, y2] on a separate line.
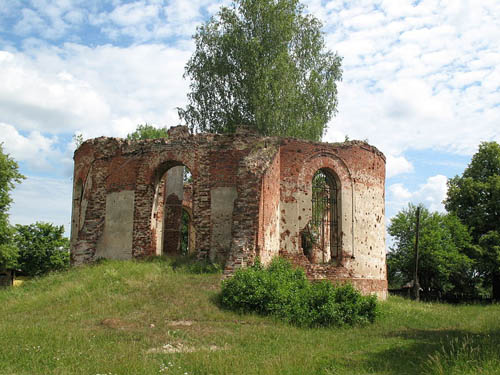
[178, 0, 342, 141]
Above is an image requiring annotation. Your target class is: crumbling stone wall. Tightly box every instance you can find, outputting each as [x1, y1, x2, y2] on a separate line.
[257, 149, 281, 265]
[71, 126, 387, 298]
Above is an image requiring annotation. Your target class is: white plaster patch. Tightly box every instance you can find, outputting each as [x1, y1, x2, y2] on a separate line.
[210, 187, 237, 261]
[96, 190, 135, 260]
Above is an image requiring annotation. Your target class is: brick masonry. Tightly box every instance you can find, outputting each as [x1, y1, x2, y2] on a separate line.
[71, 126, 388, 298]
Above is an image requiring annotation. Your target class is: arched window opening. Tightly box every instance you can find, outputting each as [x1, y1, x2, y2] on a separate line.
[151, 164, 195, 256]
[302, 169, 340, 264]
[180, 208, 192, 255]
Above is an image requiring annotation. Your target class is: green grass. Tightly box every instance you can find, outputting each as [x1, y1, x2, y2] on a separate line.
[1, 258, 499, 375]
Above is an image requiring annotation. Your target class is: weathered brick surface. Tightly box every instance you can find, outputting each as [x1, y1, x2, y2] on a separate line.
[71, 127, 387, 298]
[257, 149, 281, 264]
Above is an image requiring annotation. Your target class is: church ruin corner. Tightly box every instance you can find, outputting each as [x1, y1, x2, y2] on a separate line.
[70, 125, 388, 299]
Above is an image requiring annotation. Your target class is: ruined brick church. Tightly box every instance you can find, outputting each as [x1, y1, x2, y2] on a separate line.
[70, 125, 387, 298]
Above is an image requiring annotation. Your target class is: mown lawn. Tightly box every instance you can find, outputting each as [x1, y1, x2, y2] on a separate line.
[1, 259, 499, 375]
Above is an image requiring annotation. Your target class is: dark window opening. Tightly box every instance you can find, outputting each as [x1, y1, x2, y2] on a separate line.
[302, 168, 340, 264]
[152, 164, 195, 256]
[180, 208, 191, 255]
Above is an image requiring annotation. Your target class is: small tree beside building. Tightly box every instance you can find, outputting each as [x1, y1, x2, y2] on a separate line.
[0, 143, 24, 285]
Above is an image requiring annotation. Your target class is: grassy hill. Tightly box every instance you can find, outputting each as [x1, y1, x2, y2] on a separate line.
[1, 258, 499, 375]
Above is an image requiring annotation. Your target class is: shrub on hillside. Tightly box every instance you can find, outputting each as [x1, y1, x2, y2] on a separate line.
[15, 222, 69, 276]
[219, 257, 378, 327]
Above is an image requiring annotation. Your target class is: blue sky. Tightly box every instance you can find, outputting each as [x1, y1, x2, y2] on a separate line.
[0, 0, 499, 245]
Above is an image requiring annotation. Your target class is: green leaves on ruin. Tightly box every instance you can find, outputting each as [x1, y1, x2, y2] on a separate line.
[126, 124, 168, 140]
[178, 0, 342, 141]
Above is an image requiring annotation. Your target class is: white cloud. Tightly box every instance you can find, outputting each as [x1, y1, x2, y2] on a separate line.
[14, 8, 47, 36]
[0, 43, 191, 139]
[109, 1, 160, 26]
[63, 9, 86, 24]
[325, 0, 500, 157]
[387, 174, 448, 218]
[343, 11, 386, 30]
[9, 176, 73, 233]
[389, 183, 412, 200]
[0, 122, 66, 172]
[12, 1, 86, 40]
[414, 174, 449, 213]
[0, 50, 111, 134]
[87, 0, 228, 42]
[386, 154, 413, 178]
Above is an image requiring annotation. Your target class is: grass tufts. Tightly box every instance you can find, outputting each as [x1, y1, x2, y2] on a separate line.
[1, 259, 499, 374]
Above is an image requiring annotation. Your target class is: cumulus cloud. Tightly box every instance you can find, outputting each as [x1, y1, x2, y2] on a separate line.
[324, 0, 500, 157]
[386, 174, 449, 249]
[87, 0, 228, 42]
[386, 154, 413, 178]
[388, 183, 412, 201]
[388, 174, 449, 218]
[5, 1, 499, 160]
[0, 122, 67, 172]
[109, 2, 160, 26]
[10, 0, 89, 41]
[0, 50, 110, 134]
[0, 43, 191, 139]
[9, 176, 73, 232]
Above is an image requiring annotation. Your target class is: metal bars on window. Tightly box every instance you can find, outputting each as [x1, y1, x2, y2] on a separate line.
[311, 169, 339, 263]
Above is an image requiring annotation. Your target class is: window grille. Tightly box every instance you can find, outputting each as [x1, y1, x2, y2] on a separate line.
[311, 169, 339, 263]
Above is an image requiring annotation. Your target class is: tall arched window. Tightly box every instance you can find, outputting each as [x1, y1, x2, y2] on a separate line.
[151, 163, 194, 256]
[303, 168, 340, 263]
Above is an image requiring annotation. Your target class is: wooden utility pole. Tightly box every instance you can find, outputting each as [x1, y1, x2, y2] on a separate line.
[413, 206, 421, 301]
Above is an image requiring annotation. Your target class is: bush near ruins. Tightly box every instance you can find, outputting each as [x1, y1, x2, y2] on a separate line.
[14, 222, 69, 277]
[219, 257, 377, 327]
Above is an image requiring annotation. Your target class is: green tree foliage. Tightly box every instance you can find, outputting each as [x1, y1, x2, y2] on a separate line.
[220, 257, 377, 327]
[445, 141, 500, 300]
[126, 124, 168, 140]
[0, 144, 24, 270]
[387, 204, 479, 300]
[0, 226, 18, 270]
[178, 0, 342, 141]
[73, 133, 84, 148]
[15, 222, 70, 276]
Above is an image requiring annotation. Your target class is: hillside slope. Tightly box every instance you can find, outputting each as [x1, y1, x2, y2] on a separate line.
[1, 258, 499, 375]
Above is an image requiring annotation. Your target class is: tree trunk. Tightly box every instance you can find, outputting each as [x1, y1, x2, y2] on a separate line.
[492, 272, 500, 301]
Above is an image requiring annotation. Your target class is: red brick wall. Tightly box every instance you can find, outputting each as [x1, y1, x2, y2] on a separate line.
[71, 130, 387, 298]
[71, 129, 275, 269]
[257, 150, 281, 264]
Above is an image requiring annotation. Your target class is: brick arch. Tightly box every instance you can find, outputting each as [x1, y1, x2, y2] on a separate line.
[148, 157, 196, 187]
[149, 159, 195, 257]
[298, 151, 352, 189]
[132, 148, 199, 257]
